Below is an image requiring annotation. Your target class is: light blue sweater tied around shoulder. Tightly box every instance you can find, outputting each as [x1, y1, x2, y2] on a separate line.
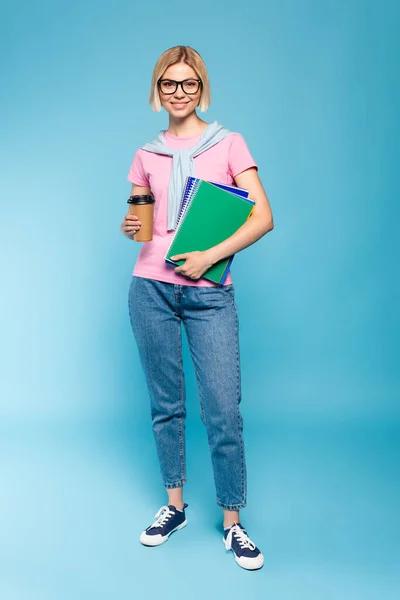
[141, 121, 232, 231]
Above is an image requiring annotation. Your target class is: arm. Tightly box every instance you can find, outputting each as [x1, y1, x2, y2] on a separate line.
[173, 167, 273, 278]
[205, 167, 273, 264]
[130, 183, 151, 195]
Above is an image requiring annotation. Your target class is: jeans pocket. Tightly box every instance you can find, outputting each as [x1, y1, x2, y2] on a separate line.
[190, 283, 235, 309]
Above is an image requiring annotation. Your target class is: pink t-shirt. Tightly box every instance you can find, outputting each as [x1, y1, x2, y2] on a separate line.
[127, 130, 257, 287]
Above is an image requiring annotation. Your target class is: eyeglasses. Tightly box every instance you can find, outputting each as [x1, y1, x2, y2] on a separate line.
[158, 78, 202, 95]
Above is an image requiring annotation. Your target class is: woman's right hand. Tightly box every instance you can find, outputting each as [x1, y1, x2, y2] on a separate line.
[121, 183, 150, 239]
[121, 214, 142, 239]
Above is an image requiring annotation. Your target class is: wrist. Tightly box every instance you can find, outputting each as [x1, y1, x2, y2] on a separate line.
[204, 247, 219, 265]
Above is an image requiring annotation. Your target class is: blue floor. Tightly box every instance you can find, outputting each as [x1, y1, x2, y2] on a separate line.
[1, 416, 398, 600]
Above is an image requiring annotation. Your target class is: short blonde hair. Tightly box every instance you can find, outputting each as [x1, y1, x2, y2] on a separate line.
[149, 46, 211, 112]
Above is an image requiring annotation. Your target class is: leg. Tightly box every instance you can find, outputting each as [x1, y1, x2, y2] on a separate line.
[182, 284, 247, 510]
[128, 276, 186, 489]
[167, 487, 184, 510]
[223, 509, 240, 528]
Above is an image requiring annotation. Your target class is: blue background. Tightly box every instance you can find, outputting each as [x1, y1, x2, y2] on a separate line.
[1, 0, 399, 598]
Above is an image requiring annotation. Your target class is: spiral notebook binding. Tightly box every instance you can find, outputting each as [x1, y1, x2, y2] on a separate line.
[176, 177, 201, 226]
[165, 177, 202, 261]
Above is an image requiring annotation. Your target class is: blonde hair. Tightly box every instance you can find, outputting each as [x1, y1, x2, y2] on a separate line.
[149, 46, 211, 113]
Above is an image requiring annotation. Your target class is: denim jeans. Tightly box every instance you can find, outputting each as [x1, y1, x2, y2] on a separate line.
[128, 275, 247, 510]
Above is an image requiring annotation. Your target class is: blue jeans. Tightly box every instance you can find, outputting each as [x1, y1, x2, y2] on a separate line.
[128, 276, 247, 510]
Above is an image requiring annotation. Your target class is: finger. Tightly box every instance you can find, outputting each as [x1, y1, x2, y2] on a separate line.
[170, 254, 188, 261]
[124, 221, 141, 229]
[125, 215, 140, 222]
[124, 221, 141, 228]
[124, 225, 141, 233]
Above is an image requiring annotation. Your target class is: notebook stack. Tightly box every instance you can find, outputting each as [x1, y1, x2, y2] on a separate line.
[165, 177, 255, 284]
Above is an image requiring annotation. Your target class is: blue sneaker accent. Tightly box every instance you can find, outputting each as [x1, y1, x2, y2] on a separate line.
[223, 522, 264, 570]
[140, 504, 188, 546]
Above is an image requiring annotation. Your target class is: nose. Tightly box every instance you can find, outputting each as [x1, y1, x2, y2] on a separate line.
[173, 82, 187, 98]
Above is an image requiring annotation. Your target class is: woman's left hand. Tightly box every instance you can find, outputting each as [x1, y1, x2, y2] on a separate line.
[171, 251, 213, 280]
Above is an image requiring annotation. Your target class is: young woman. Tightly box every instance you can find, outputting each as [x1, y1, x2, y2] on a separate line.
[121, 46, 273, 571]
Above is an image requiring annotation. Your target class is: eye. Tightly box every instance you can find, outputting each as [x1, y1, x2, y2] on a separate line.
[185, 80, 197, 88]
[163, 80, 174, 88]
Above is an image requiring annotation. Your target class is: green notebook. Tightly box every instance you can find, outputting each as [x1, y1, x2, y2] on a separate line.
[165, 180, 255, 284]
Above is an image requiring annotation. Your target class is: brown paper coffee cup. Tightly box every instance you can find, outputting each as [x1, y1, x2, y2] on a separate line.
[127, 194, 155, 242]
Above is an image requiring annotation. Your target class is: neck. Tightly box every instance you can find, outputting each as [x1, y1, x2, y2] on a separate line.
[167, 112, 209, 137]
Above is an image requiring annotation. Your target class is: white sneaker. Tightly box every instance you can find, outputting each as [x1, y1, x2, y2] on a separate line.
[140, 504, 188, 546]
[223, 522, 264, 570]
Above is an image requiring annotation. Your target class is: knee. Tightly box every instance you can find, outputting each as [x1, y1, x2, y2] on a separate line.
[203, 409, 243, 444]
[151, 404, 186, 426]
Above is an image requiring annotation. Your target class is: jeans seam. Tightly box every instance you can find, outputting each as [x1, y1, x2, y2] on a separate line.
[234, 300, 246, 507]
[185, 321, 208, 430]
[198, 385, 206, 424]
[216, 500, 247, 510]
[191, 357, 206, 425]
[178, 323, 186, 483]
[164, 479, 187, 489]
[128, 276, 135, 329]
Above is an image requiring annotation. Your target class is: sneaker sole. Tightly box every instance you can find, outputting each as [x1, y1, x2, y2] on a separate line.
[222, 537, 264, 570]
[140, 519, 188, 546]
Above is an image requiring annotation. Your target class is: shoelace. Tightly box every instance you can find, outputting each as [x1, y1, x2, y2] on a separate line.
[225, 524, 256, 551]
[149, 505, 175, 529]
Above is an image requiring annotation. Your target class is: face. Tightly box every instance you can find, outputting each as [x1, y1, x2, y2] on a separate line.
[158, 62, 202, 117]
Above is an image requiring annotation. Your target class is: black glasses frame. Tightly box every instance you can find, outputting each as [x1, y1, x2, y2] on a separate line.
[157, 78, 202, 95]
